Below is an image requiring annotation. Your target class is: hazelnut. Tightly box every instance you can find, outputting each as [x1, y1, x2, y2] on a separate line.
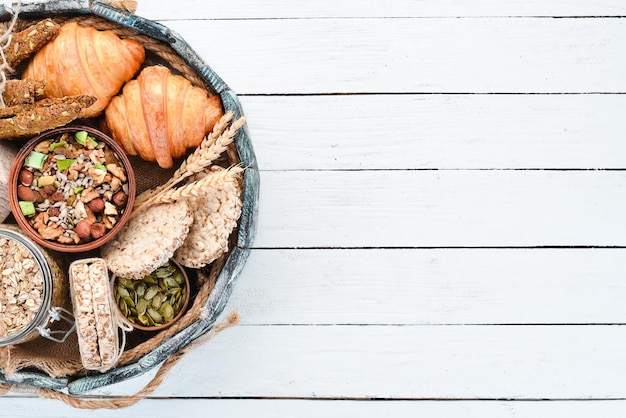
[50, 191, 65, 203]
[17, 185, 36, 202]
[112, 191, 128, 208]
[75, 220, 92, 239]
[88, 198, 105, 213]
[90, 223, 106, 239]
[18, 170, 33, 186]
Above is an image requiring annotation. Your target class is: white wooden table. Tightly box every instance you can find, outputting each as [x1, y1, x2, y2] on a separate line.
[3, 0, 626, 416]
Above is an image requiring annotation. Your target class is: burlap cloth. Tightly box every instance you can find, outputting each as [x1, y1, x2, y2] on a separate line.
[0, 0, 243, 408]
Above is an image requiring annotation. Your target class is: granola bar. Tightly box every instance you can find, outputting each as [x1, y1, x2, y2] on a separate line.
[69, 258, 118, 371]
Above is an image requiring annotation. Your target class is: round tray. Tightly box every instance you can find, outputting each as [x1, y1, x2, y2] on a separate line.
[0, 0, 259, 395]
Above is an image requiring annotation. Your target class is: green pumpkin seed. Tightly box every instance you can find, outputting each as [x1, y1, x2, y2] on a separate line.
[136, 283, 146, 297]
[154, 267, 171, 279]
[116, 285, 130, 299]
[167, 287, 181, 296]
[138, 314, 150, 326]
[136, 298, 148, 315]
[123, 295, 135, 308]
[164, 277, 179, 288]
[143, 275, 157, 285]
[173, 270, 184, 285]
[144, 285, 159, 300]
[160, 303, 174, 322]
[147, 307, 163, 323]
[152, 293, 162, 309]
[119, 298, 129, 316]
[118, 278, 134, 287]
[115, 260, 187, 327]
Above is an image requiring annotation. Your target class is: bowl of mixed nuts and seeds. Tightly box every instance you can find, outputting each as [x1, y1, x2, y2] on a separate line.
[112, 259, 190, 331]
[8, 125, 136, 252]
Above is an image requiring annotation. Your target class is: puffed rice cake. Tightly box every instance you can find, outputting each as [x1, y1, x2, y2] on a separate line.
[174, 167, 242, 268]
[102, 199, 194, 279]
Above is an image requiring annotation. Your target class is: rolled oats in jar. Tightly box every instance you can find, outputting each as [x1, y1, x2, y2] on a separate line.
[0, 225, 74, 346]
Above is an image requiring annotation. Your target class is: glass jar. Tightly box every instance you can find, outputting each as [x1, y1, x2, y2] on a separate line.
[0, 226, 74, 346]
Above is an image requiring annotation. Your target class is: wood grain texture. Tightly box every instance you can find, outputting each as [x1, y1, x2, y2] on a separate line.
[256, 170, 626, 248]
[229, 249, 626, 325]
[79, 325, 626, 399]
[4, 398, 626, 418]
[137, 0, 626, 19]
[241, 94, 626, 170]
[161, 18, 626, 94]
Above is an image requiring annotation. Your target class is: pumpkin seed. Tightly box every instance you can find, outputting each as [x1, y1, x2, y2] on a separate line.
[136, 298, 148, 315]
[116, 285, 130, 299]
[160, 303, 174, 322]
[147, 307, 163, 324]
[155, 267, 171, 279]
[137, 314, 150, 326]
[164, 277, 179, 288]
[123, 295, 135, 308]
[115, 260, 187, 327]
[143, 275, 157, 285]
[167, 287, 181, 296]
[136, 283, 146, 297]
[152, 293, 162, 309]
[118, 278, 134, 287]
[173, 270, 184, 285]
[144, 286, 159, 301]
[120, 298, 129, 316]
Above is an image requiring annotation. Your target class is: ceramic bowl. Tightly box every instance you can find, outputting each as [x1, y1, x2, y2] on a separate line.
[8, 125, 136, 253]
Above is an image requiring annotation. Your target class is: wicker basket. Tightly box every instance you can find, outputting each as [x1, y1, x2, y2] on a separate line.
[0, 0, 259, 408]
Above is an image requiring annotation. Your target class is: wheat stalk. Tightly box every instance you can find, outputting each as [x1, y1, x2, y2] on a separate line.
[132, 166, 243, 216]
[134, 111, 243, 206]
[181, 116, 245, 176]
[172, 110, 235, 179]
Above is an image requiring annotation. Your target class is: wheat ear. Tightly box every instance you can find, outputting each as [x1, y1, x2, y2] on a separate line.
[132, 165, 243, 216]
[134, 111, 242, 206]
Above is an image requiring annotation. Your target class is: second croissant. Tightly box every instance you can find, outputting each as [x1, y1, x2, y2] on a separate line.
[105, 65, 224, 169]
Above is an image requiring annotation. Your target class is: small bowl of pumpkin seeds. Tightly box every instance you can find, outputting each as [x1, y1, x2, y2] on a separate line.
[112, 259, 190, 331]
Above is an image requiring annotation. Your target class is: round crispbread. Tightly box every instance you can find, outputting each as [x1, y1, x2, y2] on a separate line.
[174, 167, 242, 269]
[102, 199, 194, 279]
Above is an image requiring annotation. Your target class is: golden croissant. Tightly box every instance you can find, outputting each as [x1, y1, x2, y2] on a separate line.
[105, 65, 224, 169]
[22, 22, 145, 118]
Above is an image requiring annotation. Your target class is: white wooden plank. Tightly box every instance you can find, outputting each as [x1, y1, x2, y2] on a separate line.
[229, 249, 626, 325]
[3, 398, 626, 418]
[81, 325, 626, 399]
[255, 170, 626, 248]
[242, 94, 626, 170]
[161, 18, 626, 94]
[136, 0, 626, 20]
